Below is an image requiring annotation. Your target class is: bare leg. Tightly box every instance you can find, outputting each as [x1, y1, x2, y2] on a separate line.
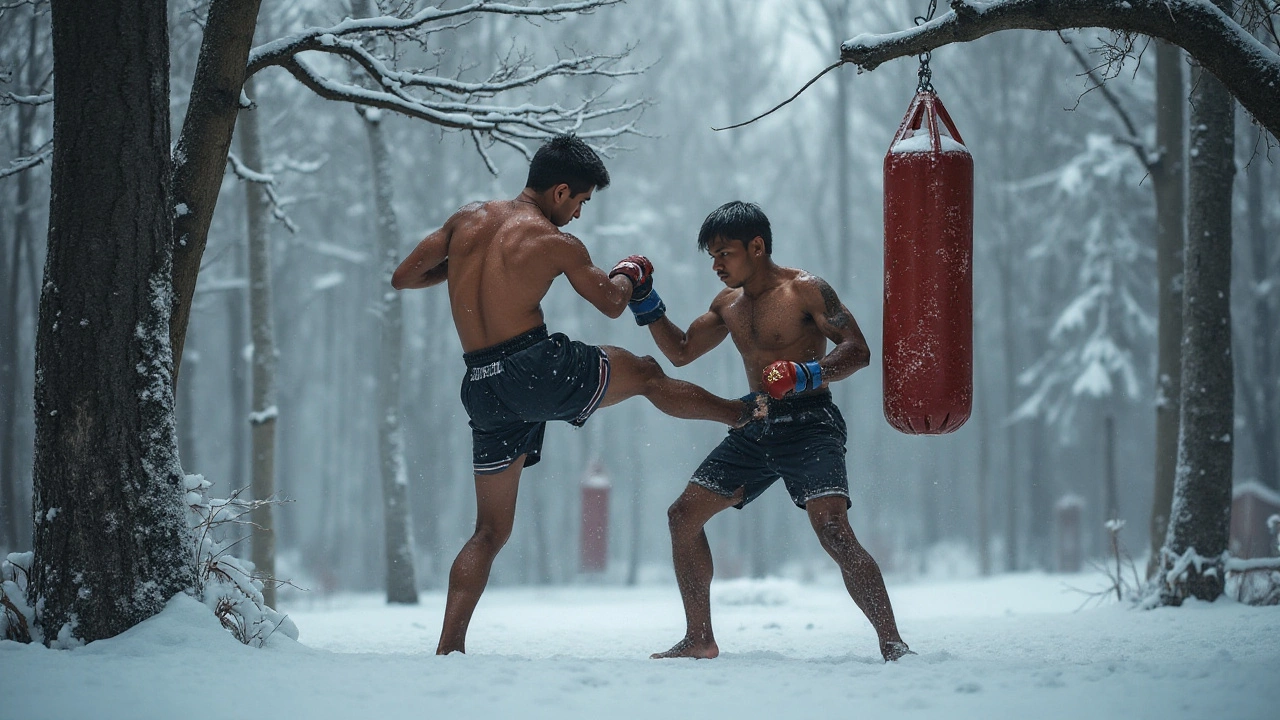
[597, 346, 762, 427]
[805, 496, 911, 661]
[651, 483, 740, 659]
[436, 456, 525, 655]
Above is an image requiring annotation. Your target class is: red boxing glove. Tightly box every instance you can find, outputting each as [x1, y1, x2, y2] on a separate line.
[609, 255, 653, 288]
[762, 360, 798, 400]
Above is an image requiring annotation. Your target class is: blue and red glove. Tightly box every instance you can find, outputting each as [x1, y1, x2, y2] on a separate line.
[610, 255, 666, 326]
[762, 360, 823, 400]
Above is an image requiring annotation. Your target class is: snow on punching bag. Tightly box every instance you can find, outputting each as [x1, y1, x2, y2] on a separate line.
[882, 91, 973, 434]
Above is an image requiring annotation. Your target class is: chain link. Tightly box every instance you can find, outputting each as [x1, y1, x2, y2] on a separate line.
[913, 0, 939, 93]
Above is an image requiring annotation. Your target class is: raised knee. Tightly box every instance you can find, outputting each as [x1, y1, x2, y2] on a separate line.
[637, 355, 665, 385]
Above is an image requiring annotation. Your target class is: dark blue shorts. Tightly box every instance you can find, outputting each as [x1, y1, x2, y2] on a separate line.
[692, 391, 850, 509]
[460, 325, 610, 475]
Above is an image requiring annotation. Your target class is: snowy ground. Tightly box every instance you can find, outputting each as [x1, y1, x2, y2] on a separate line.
[3, 571, 1278, 720]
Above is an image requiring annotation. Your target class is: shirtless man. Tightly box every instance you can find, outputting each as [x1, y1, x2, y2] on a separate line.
[391, 136, 760, 655]
[640, 201, 912, 663]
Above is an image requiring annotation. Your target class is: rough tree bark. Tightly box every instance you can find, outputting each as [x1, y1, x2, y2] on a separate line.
[31, 0, 193, 643]
[238, 75, 278, 610]
[1157, 6, 1236, 603]
[170, 0, 264, 383]
[840, 0, 1279, 140]
[1148, 41, 1187, 576]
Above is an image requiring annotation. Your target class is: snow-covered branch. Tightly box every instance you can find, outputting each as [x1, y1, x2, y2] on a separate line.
[1, 90, 52, 106]
[0, 140, 51, 179]
[247, 0, 623, 72]
[840, 0, 1280, 139]
[226, 151, 299, 234]
[247, 0, 645, 157]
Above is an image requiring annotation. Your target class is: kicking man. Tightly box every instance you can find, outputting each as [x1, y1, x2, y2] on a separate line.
[391, 136, 761, 655]
[641, 201, 912, 662]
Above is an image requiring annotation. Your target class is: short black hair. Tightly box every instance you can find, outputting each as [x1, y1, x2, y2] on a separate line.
[697, 201, 772, 255]
[525, 135, 610, 195]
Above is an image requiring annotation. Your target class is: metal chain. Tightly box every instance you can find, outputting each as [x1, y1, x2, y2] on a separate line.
[914, 0, 939, 93]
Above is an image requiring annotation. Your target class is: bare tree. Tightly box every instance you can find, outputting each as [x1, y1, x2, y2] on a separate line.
[1155, 1, 1237, 604]
[169, 0, 644, 383]
[233, 74, 280, 610]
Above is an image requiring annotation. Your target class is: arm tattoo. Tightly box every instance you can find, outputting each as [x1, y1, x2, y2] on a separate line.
[816, 279, 852, 329]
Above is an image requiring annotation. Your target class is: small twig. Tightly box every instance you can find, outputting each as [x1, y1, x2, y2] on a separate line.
[713, 59, 846, 131]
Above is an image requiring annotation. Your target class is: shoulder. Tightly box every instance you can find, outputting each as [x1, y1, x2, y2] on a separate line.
[444, 200, 487, 228]
[709, 287, 740, 314]
[792, 270, 838, 301]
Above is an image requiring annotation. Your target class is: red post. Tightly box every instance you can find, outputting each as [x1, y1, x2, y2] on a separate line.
[580, 460, 611, 573]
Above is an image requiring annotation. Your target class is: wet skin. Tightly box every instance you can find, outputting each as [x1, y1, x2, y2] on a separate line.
[644, 233, 910, 662]
[391, 188, 759, 655]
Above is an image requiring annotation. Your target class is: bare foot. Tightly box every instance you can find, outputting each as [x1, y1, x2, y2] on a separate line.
[881, 640, 915, 662]
[731, 395, 768, 428]
[651, 637, 720, 659]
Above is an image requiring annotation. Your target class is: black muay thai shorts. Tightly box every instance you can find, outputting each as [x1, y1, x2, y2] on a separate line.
[460, 324, 610, 475]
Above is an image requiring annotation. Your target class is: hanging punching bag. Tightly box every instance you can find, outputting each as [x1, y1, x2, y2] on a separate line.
[882, 91, 973, 435]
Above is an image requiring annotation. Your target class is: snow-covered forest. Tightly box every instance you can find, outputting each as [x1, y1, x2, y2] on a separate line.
[1, 0, 1279, 708]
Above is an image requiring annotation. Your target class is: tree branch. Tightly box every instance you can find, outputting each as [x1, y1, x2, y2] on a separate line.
[1064, 37, 1155, 172]
[279, 55, 644, 141]
[1, 91, 53, 106]
[0, 140, 51, 178]
[840, 0, 1280, 140]
[246, 0, 624, 75]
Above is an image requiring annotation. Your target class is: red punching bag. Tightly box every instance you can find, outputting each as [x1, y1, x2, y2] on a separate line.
[882, 91, 973, 435]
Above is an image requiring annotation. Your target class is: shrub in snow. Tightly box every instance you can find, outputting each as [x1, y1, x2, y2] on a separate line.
[184, 474, 298, 646]
[1, 552, 38, 644]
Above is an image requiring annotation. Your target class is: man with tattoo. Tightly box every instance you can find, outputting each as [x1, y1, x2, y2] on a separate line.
[640, 201, 912, 662]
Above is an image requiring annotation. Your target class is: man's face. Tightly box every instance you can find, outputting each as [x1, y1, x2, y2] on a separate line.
[548, 185, 593, 227]
[708, 236, 758, 288]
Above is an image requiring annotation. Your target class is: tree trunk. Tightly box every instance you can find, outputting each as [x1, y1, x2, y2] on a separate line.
[31, 0, 193, 643]
[239, 76, 278, 609]
[363, 110, 419, 604]
[0, 200, 20, 552]
[1, 9, 43, 553]
[1157, 14, 1236, 603]
[1148, 40, 1186, 577]
[976, 390, 991, 576]
[226, 246, 249, 496]
[1242, 145, 1277, 491]
[169, 0, 264, 384]
[1103, 414, 1119, 524]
